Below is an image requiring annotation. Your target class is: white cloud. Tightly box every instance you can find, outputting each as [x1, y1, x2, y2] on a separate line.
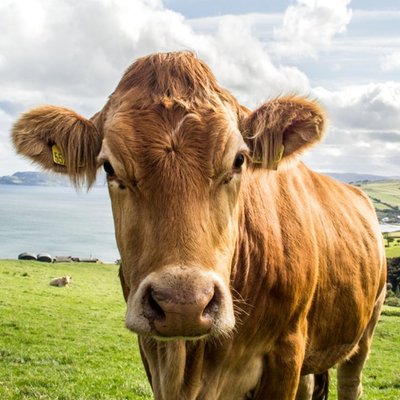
[302, 83, 400, 175]
[0, 0, 314, 176]
[0, 0, 398, 177]
[314, 82, 400, 131]
[0, 0, 310, 106]
[0, 109, 35, 175]
[273, 0, 352, 59]
[198, 15, 310, 105]
[381, 52, 400, 71]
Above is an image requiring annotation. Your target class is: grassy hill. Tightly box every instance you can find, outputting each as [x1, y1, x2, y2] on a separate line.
[384, 231, 400, 258]
[0, 260, 151, 400]
[354, 180, 400, 216]
[350, 179, 400, 257]
[1, 260, 400, 399]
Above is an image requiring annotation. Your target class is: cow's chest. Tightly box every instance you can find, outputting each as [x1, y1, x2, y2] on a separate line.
[199, 352, 263, 399]
[142, 339, 265, 400]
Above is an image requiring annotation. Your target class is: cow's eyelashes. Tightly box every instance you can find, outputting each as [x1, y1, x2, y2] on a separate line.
[103, 161, 115, 176]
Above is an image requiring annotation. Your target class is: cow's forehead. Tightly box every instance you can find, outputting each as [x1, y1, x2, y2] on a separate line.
[100, 101, 245, 186]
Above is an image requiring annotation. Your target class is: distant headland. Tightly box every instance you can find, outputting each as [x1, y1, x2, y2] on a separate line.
[0, 171, 106, 187]
[0, 170, 397, 187]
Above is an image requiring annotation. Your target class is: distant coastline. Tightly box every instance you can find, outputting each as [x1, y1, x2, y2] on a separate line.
[0, 171, 106, 187]
[1, 170, 398, 187]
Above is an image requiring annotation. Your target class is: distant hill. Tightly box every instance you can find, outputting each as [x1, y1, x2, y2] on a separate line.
[354, 180, 400, 224]
[0, 171, 107, 187]
[324, 172, 394, 183]
[0, 171, 70, 186]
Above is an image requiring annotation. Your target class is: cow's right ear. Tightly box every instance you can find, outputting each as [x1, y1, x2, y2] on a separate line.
[242, 96, 326, 170]
[12, 106, 103, 187]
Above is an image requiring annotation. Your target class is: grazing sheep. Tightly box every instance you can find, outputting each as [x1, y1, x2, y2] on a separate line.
[49, 276, 71, 287]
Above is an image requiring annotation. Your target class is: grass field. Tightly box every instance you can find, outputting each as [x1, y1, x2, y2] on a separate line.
[384, 232, 400, 258]
[357, 180, 400, 211]
[0, 260, 151, 400]
[1, 260, 399, 399]
[386, 245, 400, 258]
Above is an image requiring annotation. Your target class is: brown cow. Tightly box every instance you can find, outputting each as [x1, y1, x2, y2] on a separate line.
[12, 52, 386, 400]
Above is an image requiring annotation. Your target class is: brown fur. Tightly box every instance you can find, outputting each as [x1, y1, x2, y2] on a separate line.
[12, 52, 386, 400]
[12, 106, 102, 187]
[243, 97, 326, 169]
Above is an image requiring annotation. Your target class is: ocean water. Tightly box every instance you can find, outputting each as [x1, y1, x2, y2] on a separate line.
[0, 185, 119, 263]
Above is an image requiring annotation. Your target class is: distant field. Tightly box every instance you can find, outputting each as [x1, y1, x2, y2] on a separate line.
[387, 246, 400, 258]
[1, 260, 400, 399]
[384, 231, 400, 258]
[356, 180, 400, 211]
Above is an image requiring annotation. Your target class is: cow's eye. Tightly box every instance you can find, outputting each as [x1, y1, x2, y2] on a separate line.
[103, 161, 115, 176]
[233, 153, 245, 170]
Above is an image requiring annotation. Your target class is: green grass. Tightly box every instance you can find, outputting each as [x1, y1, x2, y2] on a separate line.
[328, 306, 400, 400]
[386, 245, 400, 258]
[0, 260, 151, 400]
[1, 260, 399, 399]
[384, 231, 400, 258]
[357, 180, 400, 210]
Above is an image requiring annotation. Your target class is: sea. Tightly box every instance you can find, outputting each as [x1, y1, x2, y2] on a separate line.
[0, 185, 119, 263]
[1, 185, 398, 264]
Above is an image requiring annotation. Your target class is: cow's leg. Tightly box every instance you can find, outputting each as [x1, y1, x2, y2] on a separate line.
[337, 288, 385, 400]
[296, 372, 329, 400]
[255, 330, 306, 400]
[296, 374, 314, 400]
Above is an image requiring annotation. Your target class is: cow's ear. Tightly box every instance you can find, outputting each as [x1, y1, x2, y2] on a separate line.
[12, 106, 103, 187]
[242, 97, 326, 170]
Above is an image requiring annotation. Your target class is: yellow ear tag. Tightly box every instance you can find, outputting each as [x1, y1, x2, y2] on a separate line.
[276, 145, 285, 163]
[52, 144, 66, 166]
[272, 145, 285, 171]
[251, 145, 285, 167]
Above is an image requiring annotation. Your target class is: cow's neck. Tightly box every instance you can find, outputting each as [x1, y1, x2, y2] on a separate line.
[230, 169, 290, 327]
[140, 337, 207, 399]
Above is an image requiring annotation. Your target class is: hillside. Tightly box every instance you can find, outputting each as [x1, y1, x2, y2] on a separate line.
[0, 171, 70, 186]
[0, 171, 106, 187]
[354, 180, 400, 224]
[325, 172, 394, 183]
[1, 170, 397, 186]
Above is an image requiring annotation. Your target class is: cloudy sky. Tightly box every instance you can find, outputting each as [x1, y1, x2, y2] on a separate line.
[0, 0, 399, 176]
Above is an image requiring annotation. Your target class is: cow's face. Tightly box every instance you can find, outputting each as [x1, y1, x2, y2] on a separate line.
[99, 104, 246, 338]
[12, 52, 325, 340]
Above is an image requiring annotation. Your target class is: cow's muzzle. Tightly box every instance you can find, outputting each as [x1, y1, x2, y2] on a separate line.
[125, 266, 235, 339]
[145, 283, 218, 337]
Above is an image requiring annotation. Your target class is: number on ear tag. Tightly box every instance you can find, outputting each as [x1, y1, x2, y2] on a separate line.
[52, 145, 66, 166]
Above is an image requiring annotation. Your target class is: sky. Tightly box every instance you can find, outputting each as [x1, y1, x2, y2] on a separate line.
[0, 0, 399, 177]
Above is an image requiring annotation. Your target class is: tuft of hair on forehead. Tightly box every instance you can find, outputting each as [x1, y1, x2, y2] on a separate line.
[113, 51, 239, 109]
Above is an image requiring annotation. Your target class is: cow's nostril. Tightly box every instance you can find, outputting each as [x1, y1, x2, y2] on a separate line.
[147, 291, 166, 320]
[203, 290, 219, 318]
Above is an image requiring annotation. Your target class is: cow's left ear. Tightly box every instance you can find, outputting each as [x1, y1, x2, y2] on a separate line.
[12, 105, 103, 187]
[242, 97, 326, 170]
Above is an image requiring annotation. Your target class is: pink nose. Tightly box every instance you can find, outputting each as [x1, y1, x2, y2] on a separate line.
[144, 285, 219, 337]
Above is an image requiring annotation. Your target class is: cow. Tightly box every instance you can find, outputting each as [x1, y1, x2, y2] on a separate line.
[50, 276, 71, 287]
[12, 52, 386, 400]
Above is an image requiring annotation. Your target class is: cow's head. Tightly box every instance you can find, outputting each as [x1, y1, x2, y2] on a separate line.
[12, 52, 325, 339]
